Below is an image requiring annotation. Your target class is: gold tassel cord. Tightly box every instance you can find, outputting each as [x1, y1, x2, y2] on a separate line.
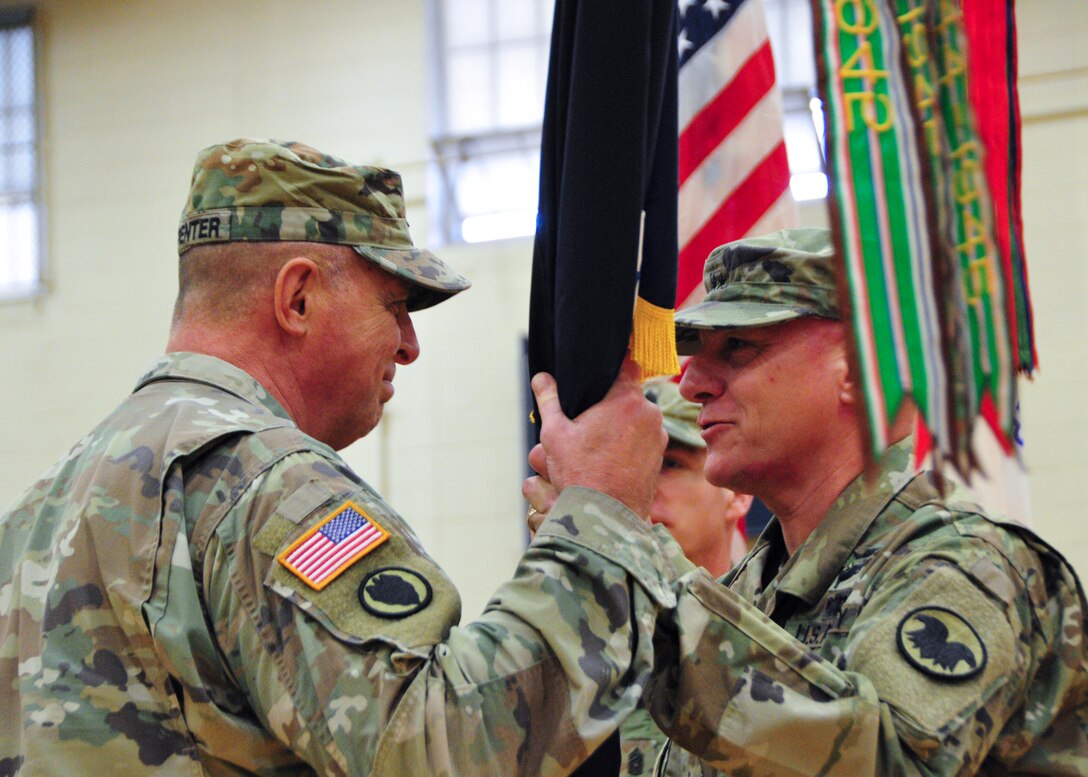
[630, 296, 681, 381]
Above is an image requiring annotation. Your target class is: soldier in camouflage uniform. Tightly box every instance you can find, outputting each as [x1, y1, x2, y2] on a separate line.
[639, 228, 1086, 775]
[0, 139, 690, 775]
[617, 381, 751, 777]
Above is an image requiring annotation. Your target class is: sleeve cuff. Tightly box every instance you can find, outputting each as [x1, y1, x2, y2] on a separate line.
[534, 486, 687, 608]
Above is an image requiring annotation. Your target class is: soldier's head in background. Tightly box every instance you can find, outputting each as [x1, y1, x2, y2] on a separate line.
[642, 379, 752, 576]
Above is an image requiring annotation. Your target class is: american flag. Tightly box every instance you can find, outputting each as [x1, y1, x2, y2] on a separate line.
[677, 0, 796, 309]
[279, 501, 389, 590]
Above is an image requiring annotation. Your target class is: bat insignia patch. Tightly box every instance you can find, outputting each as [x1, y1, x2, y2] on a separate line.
[359, 567, 433, 619]
[896, 606, 987, 680]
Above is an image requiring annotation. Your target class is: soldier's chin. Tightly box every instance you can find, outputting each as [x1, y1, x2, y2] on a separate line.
[355, 405, 385, 442]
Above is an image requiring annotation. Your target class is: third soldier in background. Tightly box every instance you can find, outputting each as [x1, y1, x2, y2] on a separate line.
[619, 380, 752, 776]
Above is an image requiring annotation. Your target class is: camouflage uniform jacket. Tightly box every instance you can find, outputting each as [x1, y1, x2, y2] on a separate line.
[651, 440, 1088, 776]
[0, 352, 691, 776]
[620, 706, 668, 777]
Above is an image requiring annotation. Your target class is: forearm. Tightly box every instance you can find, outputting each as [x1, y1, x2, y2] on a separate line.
[372, 486, 686, 774]
[648, 572, 887, 776]
[221, 486, 690, 776]
[649, 568, 1026, 777]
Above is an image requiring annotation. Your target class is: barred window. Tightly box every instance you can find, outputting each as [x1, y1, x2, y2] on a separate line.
[0, 7, 40, 300]
[427, 0, 554, 245]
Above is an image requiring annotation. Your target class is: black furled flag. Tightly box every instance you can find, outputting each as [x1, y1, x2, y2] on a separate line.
[529, 0, 680, 420]
[528, 2, 680, 775]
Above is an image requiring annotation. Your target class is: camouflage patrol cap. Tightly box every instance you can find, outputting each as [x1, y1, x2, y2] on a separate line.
[178, 138, 470, 311]
[642, 379, 704, 449]
[674, 227, 839, 354]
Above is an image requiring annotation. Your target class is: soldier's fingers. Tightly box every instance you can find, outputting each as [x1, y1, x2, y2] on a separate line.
[616, 356, 642, 385]
[525, 505, 546, 536]
[522, 474, 559, 513]
[531, 372, 566, 426]
[527, 443, 550, 480]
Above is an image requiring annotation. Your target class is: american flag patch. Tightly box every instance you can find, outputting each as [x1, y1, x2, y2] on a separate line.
[278, 501, 389, 590]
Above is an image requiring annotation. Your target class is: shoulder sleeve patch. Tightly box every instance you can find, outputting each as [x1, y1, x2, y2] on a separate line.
[359, 567, 433, 619]
[259, 492, 461, 651]
[277, 500, 390, 590]
[896, 606, 987, 680]
[848, 563, 1018, 734]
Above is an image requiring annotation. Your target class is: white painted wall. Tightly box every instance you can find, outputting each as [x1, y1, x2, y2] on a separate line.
[0, 0, 1085, 620]
[1015, 0, 1088, 580]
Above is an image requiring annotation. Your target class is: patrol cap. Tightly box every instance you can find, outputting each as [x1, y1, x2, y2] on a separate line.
[177, 138, 470, 311]
[642, 379, 704, 449]
[674, 227, 839, 354]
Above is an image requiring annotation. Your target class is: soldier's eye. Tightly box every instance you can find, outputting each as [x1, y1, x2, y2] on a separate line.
[722, 337, 760, 366]
[723, 337, 756, 354]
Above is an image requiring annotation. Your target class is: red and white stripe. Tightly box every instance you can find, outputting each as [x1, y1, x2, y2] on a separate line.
[286, 521, 384, 586]
[677, 0, 796, 309]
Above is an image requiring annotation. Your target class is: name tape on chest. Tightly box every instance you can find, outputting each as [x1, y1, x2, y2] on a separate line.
[278, 500, 389, 590]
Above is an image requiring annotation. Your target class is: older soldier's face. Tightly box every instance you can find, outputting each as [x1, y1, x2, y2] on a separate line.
[314, 259, 420, 449]
[679, 317, 850, 495]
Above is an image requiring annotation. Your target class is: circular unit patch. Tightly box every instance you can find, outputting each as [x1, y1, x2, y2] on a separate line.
[896, 605, 987, 681]
[359, 567, 433, 619]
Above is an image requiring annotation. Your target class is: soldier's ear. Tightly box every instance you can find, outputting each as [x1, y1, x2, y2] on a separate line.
[838, 368, 857, 406]
[274, 256, 320, 335]
[835, 338, 856, 406]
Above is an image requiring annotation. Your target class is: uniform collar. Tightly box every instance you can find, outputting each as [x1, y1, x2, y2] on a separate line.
[745, 438, 917, 610]
[134, 352, 295, 423]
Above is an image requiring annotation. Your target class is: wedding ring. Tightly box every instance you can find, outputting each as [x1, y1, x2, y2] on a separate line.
[527, 506, 550, 535]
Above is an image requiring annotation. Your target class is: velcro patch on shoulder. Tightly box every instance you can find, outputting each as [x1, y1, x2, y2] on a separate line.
[277, 500, 389, 590]
[260, 493, 462, 650]
[848, 564, 1016, 734]
[896, 606, 987, 680]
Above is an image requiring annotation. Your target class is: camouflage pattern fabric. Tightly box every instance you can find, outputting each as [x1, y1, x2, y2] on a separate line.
[649, 439, 1088, 775]
[622, 382, 719, 777]
[620, 707, 720, 777]
[621, 384, 727, 777]
[619, 707, 665, 777]
[0, 353, 695, 776]
[642, 380, 704, 450]
[178, 138, 470, 311]
[673, 227, 838, 354]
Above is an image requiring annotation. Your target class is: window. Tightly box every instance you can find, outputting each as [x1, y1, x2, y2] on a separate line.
[0, 7, 40, 300]
[427, 0, 554, 244]
[426, 0, 823, 245]
[763, 0, 826, 201]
